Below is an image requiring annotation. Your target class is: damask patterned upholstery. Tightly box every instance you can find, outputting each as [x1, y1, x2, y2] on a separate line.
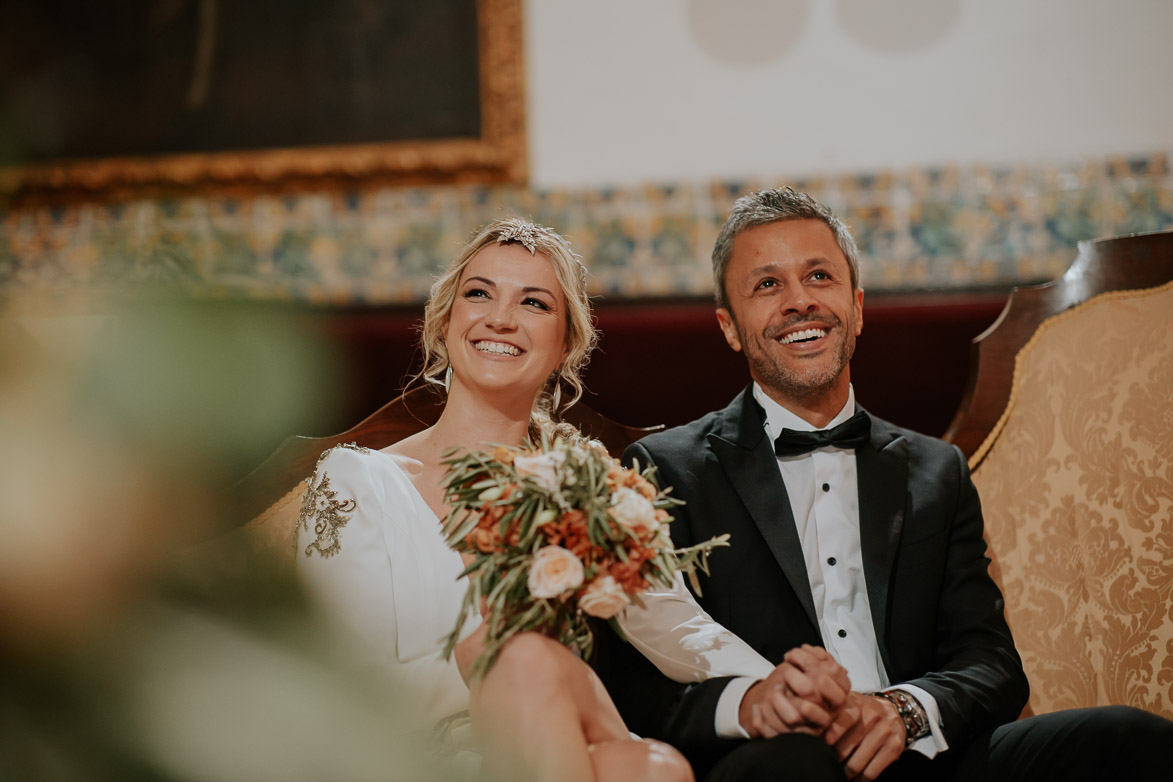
[969, 282, 1173, 718]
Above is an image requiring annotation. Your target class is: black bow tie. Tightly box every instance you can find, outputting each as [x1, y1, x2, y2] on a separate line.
[773, 410, 871, 457]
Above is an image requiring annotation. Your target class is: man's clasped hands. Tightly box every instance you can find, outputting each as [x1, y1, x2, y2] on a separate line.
[739, 645, 908, 781]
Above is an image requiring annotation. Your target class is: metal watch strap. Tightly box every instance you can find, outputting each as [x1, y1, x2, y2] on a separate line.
[872, 689, 930, 748]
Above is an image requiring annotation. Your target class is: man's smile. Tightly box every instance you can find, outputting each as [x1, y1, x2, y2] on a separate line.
[777, 327, 828, 345]
[766, 315, 841, 351]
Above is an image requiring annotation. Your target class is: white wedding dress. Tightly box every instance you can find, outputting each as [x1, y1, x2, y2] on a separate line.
[295, 443, 774, 753]
[296, 444, 479, 731]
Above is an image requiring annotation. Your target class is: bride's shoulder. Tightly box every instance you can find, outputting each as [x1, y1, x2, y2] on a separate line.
[314, 442, 422, 487]
[311, 442, 381, 477]
[310, 444, 420, 503]
[298, 445, 417, 545]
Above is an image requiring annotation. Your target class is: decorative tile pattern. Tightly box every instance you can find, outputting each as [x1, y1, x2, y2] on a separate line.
[2, 152, 1170, 308]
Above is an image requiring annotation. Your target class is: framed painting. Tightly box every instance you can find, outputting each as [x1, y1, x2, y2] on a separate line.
[0, 0, 525, 202]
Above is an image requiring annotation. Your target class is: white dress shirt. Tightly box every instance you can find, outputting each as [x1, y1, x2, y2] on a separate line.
[710, 384, 948, 757]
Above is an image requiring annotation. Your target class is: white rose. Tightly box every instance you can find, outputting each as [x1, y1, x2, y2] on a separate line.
[609, 487, 659, 535]
[527, 545, 584, 598]
[514, 450, 567, 494]
[579, 575, 630, 619]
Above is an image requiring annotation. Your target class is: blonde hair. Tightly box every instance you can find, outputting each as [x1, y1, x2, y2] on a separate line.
[418, 218, 597, 433]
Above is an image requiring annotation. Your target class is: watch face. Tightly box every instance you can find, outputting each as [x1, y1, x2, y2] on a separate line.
[879, 690, 929, 745]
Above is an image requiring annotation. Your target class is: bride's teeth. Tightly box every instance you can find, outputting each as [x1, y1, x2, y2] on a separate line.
[474, 340, 521, 356]
[780, 328, 826, 344]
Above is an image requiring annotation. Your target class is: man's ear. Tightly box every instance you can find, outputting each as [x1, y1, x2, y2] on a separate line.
[716, 308, 743, 352]
[854, 288, 864, 336]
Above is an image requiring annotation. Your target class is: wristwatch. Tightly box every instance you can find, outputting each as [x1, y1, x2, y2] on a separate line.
[872, 689, 931, 748]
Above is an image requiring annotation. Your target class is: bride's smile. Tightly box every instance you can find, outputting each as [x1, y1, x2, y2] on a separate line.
[473, 339, 523, 356]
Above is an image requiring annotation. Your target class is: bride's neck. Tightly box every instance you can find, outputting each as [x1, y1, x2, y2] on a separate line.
[429, 385, 535, 453]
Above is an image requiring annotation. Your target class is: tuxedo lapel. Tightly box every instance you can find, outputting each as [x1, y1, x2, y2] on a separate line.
[855, 412, 909, 675]
[709, 387, 819, 632]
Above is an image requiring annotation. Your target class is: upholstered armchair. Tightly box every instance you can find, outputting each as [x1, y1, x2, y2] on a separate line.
[946, 230, 1173, 719]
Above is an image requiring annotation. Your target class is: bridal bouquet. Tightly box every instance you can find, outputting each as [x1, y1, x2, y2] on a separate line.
[440, 437, 728, 675]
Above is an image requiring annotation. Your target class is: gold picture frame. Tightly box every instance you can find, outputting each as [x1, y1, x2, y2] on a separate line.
[1, 0, 525, 203]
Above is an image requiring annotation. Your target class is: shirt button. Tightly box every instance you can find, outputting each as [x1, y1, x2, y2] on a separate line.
[822, 483, 830, 492]
[838, 629, 847, 638]
[827, 557, 837, 566]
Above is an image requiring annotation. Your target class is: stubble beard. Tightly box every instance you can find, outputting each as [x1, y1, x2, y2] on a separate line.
[739, 314, 857, 405]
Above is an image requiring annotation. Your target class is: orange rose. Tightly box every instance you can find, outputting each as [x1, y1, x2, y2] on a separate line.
[605, 465, 628, 491]
[482, 504, 509, 525]
[504, 520, 523, 548]
[470, 525, 500, 553]
[631, 475, 658, 500]
[609, 557, 650, 593]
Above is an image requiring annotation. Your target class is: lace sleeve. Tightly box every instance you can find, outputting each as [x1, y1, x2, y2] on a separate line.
[295, 444, 404, 668]
[297, 444, 372, 559]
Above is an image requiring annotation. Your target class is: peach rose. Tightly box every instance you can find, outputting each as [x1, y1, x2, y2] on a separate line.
[579, 575, 630, 619]
[514, 450, 567, 494]
[609, 487, 659, 535]
[527, 545, 584, 598]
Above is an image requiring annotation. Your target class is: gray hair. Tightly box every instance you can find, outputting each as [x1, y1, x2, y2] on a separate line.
[711, 187, 861, 310]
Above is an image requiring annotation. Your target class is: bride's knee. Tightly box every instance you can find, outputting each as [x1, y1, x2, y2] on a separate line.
[487, 632, 571, 690]
[643, 740, 694, 782]
[590, 738, 694, 782]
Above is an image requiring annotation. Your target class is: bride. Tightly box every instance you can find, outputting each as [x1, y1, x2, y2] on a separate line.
[295, 219, 777, 781]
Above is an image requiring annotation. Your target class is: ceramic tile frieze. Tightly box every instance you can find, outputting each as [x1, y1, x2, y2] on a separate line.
[2, 152, 1169, 307]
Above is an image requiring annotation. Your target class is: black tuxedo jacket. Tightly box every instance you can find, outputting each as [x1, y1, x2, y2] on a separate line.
[594, 385, 1028, 758]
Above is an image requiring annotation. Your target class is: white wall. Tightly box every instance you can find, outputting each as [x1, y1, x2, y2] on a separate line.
[525, 0, 1173, 189]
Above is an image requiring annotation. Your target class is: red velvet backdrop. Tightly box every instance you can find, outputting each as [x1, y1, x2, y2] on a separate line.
[308, 291, 1007, 442]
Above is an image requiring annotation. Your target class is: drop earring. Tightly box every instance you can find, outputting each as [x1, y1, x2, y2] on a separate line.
[444, 365, 453, 394]
[551, 373, 562, 412]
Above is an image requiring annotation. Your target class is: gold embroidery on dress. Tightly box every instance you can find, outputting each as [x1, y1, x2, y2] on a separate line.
[297, 443, 372, 558]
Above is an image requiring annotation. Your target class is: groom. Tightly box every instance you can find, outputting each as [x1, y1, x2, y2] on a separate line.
[595, 187, 1172, 781]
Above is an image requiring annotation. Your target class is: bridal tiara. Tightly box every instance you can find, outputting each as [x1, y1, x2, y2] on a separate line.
[494, 219, 558, 254]
[494, 218, 587, 279]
